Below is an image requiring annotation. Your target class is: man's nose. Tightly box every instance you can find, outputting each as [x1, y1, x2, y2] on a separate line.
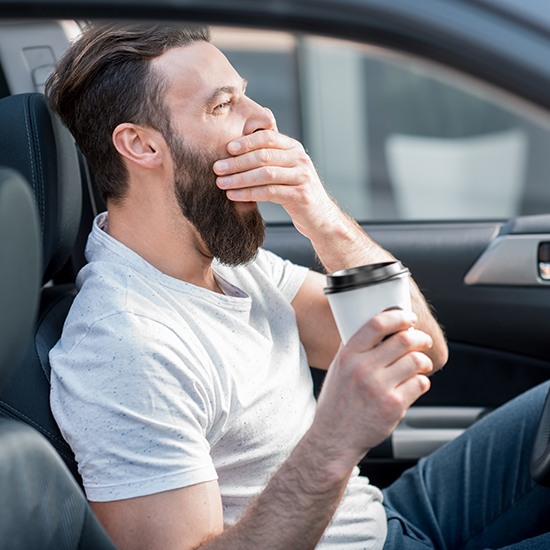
[243, 99, 277, 135]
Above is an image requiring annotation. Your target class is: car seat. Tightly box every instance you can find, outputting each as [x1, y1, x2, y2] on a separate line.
[0, 92, 85, 483]
[0, 162, 114, 548]
[0, 168, 40, 402]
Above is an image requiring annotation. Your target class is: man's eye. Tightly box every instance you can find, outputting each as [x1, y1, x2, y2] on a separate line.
[214, 100, 231, 112]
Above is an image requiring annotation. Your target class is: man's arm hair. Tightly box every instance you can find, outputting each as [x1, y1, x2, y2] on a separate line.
[199, 432, 350, 549]
[90, 433, 350, 550]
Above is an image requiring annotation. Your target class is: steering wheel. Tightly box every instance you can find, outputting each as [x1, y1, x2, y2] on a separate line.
[530, 387, 550, 486]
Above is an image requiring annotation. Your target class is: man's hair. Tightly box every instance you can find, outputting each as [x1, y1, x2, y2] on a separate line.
[46, 22, 211, 203]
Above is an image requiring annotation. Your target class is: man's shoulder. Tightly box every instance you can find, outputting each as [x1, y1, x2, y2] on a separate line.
[73, 258, 133, 316]
[64, 257, 175, 346]
[53, 260, 207, 370]
[64, 256, 218, 351]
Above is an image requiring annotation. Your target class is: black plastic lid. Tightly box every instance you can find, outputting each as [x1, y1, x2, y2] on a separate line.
[324, 261, 409, 294]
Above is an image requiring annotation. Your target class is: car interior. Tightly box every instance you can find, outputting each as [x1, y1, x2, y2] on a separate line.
[0, 93, 114, 549]
[0, 103, 113, 547]
[0, 90, 85, 481]
[0, 10, 550, 548]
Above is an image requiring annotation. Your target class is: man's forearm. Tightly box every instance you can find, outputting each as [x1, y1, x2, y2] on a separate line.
[308, 205, 448, 370]
[307, 205, 391, 272]
[199, 432, 350, 550]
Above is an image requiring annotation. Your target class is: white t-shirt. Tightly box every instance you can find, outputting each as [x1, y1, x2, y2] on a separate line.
[50, 213, 387, 549]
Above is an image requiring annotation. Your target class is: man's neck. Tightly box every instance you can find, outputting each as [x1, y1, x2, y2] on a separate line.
[105, 203, 224, 294]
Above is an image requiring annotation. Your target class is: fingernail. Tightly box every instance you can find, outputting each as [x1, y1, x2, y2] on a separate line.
[217, 176, 232, 189]
[214, 160, 229, 173]
[228, 141, 241, 154]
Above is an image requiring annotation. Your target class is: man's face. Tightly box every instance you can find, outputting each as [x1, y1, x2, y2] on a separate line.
[153, 41, 275, 148]
[169, 134, 265, 266]
[152, 41, 276, 265]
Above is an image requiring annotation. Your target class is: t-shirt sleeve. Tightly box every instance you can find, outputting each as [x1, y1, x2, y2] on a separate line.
[255, 248, 309, 302]
[50, 311, 218, 502]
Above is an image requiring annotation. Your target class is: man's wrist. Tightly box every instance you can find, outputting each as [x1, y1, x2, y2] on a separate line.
[307, 207, 393, 274]
[296, 425, 363, 490]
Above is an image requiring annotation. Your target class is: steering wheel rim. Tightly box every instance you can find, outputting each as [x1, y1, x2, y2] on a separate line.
[530, 386, 550, 486]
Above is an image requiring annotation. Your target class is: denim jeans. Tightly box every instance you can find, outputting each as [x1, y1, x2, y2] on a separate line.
[382, 381, 550, 549]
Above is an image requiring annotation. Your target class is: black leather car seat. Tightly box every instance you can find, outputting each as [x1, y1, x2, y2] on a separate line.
[0, 168, 40, 395]
[0, 163, 114, 548]
[0, 92, 85, 483]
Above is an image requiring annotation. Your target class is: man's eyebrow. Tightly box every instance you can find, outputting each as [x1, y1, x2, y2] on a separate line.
[205, 78, 248, 108]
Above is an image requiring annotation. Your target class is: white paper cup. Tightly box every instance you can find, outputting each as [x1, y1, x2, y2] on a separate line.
[324, 261, 411, 343]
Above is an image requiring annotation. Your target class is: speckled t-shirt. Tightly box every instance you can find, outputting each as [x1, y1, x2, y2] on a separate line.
[50, 212, 387, 549]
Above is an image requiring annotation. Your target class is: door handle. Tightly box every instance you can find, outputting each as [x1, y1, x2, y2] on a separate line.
[465, 234, 550, 286]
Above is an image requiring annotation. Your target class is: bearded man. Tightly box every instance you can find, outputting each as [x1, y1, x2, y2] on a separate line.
[47, 23, 550, 550]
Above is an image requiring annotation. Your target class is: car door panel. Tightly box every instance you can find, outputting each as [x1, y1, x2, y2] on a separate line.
[265, 218, 550, 411]
[267, 218, 550, 485]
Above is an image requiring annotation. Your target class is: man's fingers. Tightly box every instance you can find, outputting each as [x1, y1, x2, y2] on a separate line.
[214, 149, 295, 179]
[396, 374, 431, 409]
[382, 350, 433, 387]
[217, 165, 301, 193]
[382, 329, 433, 364]
[223, 180, 303, 204]
[226, 129, 298, 156]
[345, 309, 418, 353]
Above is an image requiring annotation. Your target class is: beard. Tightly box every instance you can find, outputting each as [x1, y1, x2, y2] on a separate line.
[170, 136, 265, 267]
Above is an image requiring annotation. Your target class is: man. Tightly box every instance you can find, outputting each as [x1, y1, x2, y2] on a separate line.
[47, 23, 549, 549]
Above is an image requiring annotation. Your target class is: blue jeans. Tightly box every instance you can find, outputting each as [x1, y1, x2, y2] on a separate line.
[382, 381, 550, 549]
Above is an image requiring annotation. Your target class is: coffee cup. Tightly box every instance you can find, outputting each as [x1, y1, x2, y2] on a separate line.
[324, 261, 411, 343]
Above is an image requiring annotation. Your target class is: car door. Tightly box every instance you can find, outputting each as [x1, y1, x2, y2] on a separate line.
[1, 0, 550, 491]
[212, 17, 550, 486]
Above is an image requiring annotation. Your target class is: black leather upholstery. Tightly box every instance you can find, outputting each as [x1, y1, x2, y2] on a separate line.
[2, 285, 80, 481]
[0, 168, 40, 391]
[0, 93, 81, 283]
[0, 419, 115, 549]
[0, 93, 82, 481]
[0, 141, 114, 548]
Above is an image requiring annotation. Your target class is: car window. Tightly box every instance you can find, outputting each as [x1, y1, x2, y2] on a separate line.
[213, 28, 550, 223]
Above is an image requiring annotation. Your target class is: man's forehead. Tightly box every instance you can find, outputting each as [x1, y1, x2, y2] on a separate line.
[153, 42, 242, 101]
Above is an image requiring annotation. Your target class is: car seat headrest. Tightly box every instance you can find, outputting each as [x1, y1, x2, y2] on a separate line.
[0, 93, 82, 283]
[0, 168, 41, 391]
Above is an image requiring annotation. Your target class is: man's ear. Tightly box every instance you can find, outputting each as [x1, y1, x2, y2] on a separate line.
[112, 123, 165, 169]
